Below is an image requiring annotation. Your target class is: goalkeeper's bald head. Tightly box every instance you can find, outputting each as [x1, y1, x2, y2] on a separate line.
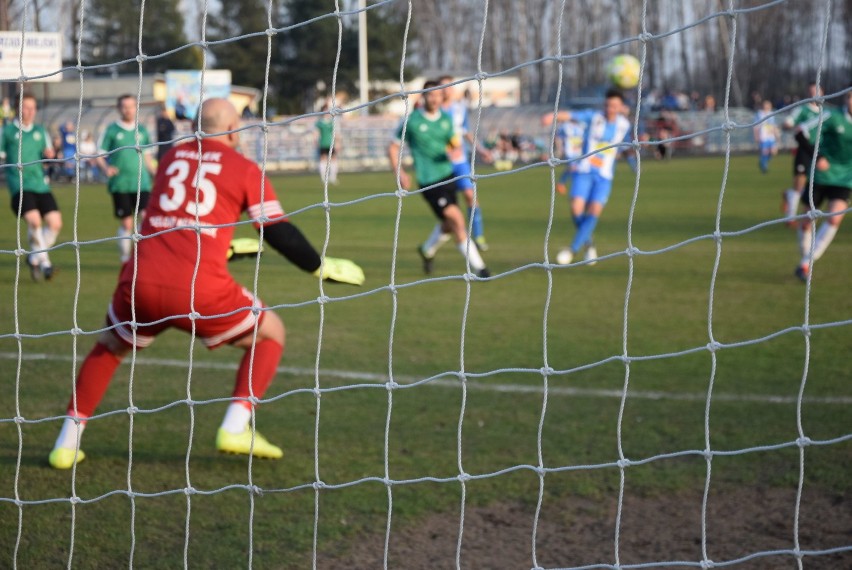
[197, 98, 240, 147]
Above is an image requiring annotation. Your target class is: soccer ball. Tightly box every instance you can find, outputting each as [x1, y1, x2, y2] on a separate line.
[607, 54, 641, 89]
[555, 248, 573, 265]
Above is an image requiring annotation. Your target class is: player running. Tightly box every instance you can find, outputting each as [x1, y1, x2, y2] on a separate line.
[94, 94, 158, 263]
[543, 89, 633, 266]
[754, 99, 779, 174]
[1, 93, 60, 281]
[782, 83, 824, 226]
[388, 79, 490, 278]
[438, 75, 492, 251]
[48, 98, 365, 469]
[792, 88, 852, 282]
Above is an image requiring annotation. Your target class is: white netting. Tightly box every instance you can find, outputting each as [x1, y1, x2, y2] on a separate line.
[1, 0, 851, 569]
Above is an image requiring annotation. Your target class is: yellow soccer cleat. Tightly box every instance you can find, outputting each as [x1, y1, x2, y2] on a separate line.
[49, 447, 86, 469]
[216, 427, 283, 459]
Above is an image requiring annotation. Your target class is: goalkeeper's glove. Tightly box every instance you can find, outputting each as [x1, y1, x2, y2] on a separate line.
[227, 237, 263, 261]
[313, 257, 365, 286]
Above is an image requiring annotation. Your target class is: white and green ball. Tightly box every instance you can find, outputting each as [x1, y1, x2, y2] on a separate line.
[607, 54, 641, 89]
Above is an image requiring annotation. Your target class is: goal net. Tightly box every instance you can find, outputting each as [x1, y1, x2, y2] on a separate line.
[1, 0, 851, 568]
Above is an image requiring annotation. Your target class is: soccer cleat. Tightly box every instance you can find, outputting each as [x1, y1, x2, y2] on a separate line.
[474, 236, 489, 252]
[584, 245, 598, 266]
[794, 264, 810, 283]
[27, 256, 43, 282]
[49, 447, 86, 469]
[477, 267, 491, 279]
[417, 245, 434, 275]
[555, 248, 573, 266]
[216, 427, 283, 459]
[42, 264, 55, 280]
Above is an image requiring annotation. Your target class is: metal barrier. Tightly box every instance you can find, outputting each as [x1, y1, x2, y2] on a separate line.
[9, 105, 798, 176]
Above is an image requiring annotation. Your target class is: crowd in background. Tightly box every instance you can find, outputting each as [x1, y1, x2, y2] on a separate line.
[0, 85, 824, 182]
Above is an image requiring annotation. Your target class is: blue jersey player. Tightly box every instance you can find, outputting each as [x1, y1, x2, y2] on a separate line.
[439, 75, 492, 251]
[543, 89, 633, 266]
[554, 119, 586, 196]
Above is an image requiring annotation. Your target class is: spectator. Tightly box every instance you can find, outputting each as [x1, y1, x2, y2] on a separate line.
[155, 104, 177, 161]
[78, 130, 100, 182]
[1, 97, 15, 126]
[58, 121, 77, 181]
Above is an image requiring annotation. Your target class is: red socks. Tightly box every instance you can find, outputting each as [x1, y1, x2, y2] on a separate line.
[64, 338, 282, 417]
[66, 342, 123, 417]
[232, 339, 283, 402]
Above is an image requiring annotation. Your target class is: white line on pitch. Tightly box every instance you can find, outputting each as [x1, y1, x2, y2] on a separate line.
[3, 351, 850, 405]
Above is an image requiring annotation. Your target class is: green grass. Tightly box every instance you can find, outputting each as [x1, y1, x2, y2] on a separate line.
[1, 155, 850, 568]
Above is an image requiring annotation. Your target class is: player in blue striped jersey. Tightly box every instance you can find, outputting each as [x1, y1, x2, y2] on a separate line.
[543, 89, 633, 266]
[554, 119, 586, 196]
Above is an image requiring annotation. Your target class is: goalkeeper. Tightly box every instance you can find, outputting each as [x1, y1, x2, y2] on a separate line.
[48, 98, 364, 469]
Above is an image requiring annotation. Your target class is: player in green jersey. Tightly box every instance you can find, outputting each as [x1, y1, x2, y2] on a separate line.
[388, 80, 489, 278]
[781, 83, 824, 225]
[1, 93, 60, 281]
[94, 94, 157, 263]
[316, 102, 340, 185]
[793, 88, 852, 281]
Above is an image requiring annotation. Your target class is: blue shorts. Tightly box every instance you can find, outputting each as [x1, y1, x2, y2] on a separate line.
[570, 172, 613, 206]
[760, 140, 776, 154]
[452, 159, 474, 191]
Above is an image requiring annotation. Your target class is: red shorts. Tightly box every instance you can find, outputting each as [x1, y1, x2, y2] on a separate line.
[106, 276, 267, 350]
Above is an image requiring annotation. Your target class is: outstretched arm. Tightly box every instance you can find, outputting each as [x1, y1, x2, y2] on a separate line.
[261, 221, 364, 285]
[541, 110, 572, 127]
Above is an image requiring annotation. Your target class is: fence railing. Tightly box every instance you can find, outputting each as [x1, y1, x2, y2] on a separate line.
[3, 105, 797, 178]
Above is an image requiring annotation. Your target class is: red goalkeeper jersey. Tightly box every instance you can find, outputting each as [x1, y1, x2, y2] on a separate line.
[127, 139, 285, 288]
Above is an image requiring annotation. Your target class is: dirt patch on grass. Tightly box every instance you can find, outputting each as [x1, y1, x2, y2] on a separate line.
[317, 487, 851, 569]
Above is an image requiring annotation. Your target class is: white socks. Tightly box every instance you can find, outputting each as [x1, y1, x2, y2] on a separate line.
[41, 227, 57, 248]
[423, 223, 451, 257]
[54, 417, 87, 451]
[785, 189, 799, 219]
[799, 223, 839, 267]
[117, 226, 131, 262]
[319, 159, 338, 184]
[798, 224, 813, 258]
[220, 403, 252, 434]
[28, 226, 49, 267]
[457, 241, 485, 271]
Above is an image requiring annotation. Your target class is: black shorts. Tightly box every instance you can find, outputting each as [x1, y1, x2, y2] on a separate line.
[318, 146, 331, 158]
[111, 191, 150, 219]
[794, 146, 815, 176]
[10, 191, 59, 217]
[421, 176, 459, 219]
[800, 184, 851, 208]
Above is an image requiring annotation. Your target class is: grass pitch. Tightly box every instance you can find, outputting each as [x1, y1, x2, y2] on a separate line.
[1, 155, 850, 568]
